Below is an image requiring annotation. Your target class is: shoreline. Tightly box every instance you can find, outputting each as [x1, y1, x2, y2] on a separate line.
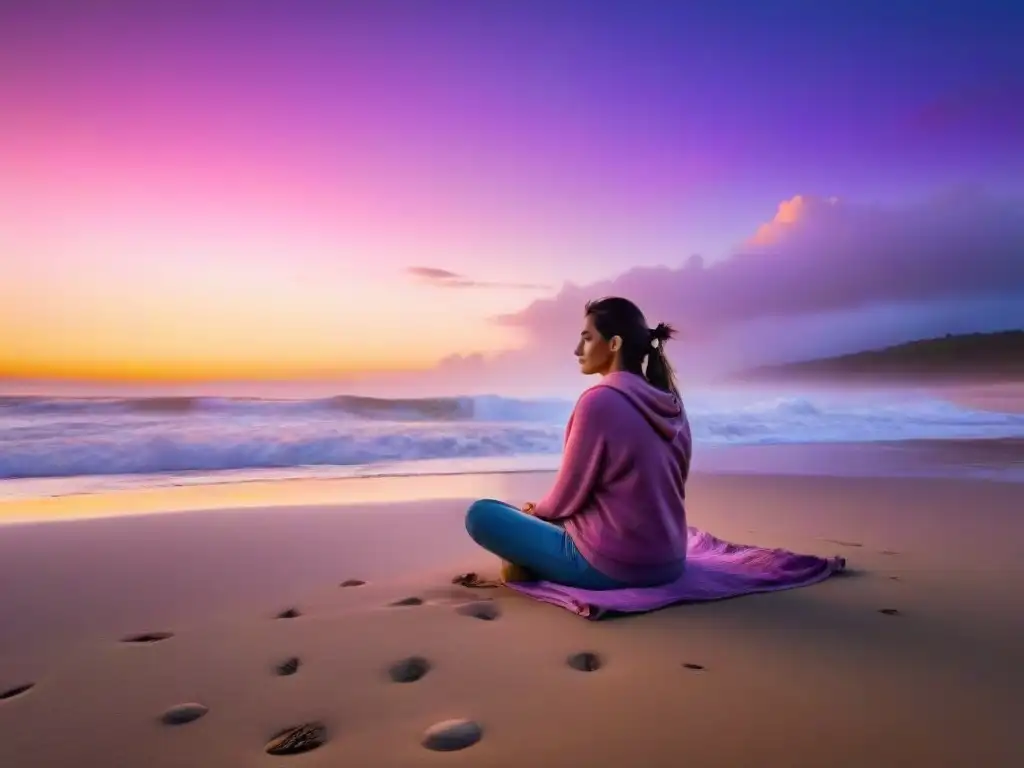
[2, 437, 1023, 524]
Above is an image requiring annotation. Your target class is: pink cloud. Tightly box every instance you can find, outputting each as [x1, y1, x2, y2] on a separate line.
[497, 189, 1024, 336]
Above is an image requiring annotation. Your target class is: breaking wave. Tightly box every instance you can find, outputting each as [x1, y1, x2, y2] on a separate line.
[1, 389, 1022, 483]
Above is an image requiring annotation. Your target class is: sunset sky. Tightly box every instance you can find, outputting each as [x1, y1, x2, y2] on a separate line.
[2, 1, 1022, 393]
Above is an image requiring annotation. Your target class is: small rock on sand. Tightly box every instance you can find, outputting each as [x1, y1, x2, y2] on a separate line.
[878, 608, 902, 616]
[340, 579, 366, 587]
[421, 719, 482, 752]
[276, 608, 301, 619]
[265, 723, 327, 755]
[275, 657, 301, 676]
[160, 703, 209, 725]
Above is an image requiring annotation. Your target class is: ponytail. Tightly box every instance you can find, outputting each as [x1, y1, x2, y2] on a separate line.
[645, 322, 679, 397]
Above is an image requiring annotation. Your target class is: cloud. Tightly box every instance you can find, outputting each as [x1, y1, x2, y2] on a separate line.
[497, 189, 1024, 337]
[407, 266, 549, 290]
[427, 189, 1024, 389]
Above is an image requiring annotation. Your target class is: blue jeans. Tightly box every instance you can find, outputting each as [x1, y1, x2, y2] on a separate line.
[464, 498, 627, 590]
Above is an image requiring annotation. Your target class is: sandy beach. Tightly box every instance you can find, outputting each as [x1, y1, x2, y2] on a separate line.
[1, 470, 1023, 767]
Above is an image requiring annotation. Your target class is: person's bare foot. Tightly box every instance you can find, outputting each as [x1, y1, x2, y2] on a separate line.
[500, 560, 535, 583]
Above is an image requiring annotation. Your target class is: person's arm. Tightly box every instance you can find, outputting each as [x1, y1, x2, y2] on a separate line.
[532, 388, 609, 522]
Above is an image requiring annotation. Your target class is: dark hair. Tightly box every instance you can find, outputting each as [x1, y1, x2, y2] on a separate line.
[584, 296, 679, 396]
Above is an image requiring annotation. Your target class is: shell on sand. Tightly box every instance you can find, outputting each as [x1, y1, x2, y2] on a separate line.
[160, 703, 209, 725]
[265, 722, 327, 755]
[421, 719, 483, 752]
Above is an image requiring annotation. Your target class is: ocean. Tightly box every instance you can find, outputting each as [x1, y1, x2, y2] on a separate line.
[2, 386, 1023, 499]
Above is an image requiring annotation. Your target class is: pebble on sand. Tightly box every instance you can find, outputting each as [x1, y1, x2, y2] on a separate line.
[878, 608, 902, 616]
[421, 719, 483, 752]
[0, 683, 34, 701]
[160, 703, 209, 726]
[682, 663, 706, 671]
[276, 608, 301, 619]
[340, 579, 366, 587]
[265, 723, 327, 755]
[275, 657, 301, 676]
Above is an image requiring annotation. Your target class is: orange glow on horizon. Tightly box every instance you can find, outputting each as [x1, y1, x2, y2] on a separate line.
[0, 358, 437, 384]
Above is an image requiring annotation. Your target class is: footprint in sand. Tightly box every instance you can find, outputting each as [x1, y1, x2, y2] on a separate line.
[121, 632, 174, 644]
[388, 656, 431, 683]
[275, 608, 301, 619]
[878, 608, 902, 616]
[160, 703, 208, 725]
[682, 663, 706, 671]
[821, 538, 864, 548]
[422, 719, 482, 752]
[455, 601, 501, 621]
[340, 579, 366, 587]
[275, 657, 301, 676]
[0, 683, 34, 701]
[567, 652, 602, 672]
[451, 572, 501, 589]
[390, 596, 425, 607]
[265, 723, 327, 755]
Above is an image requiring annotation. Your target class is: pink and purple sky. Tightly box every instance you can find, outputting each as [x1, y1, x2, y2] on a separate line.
[2, 1, 1022, 395]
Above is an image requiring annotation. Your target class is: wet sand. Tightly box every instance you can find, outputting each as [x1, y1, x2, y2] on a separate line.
[1, 471, 1023, 767]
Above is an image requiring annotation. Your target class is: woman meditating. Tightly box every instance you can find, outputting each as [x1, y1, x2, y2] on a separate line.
[465, 297, 692, 589]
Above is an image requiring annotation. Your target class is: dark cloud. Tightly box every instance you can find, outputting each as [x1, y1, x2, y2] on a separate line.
[407, 266, 549, 290]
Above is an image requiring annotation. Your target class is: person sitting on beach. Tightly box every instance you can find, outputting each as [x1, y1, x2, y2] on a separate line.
[465, 296, 692, 590]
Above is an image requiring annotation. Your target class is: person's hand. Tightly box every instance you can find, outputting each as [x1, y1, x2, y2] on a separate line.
[521, 502, 537, 515]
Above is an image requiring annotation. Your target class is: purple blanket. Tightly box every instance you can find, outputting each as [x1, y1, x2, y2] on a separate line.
[506, 527, 847, 619]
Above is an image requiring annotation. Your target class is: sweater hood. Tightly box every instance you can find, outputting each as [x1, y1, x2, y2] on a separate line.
[595, 371, 688, 442]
